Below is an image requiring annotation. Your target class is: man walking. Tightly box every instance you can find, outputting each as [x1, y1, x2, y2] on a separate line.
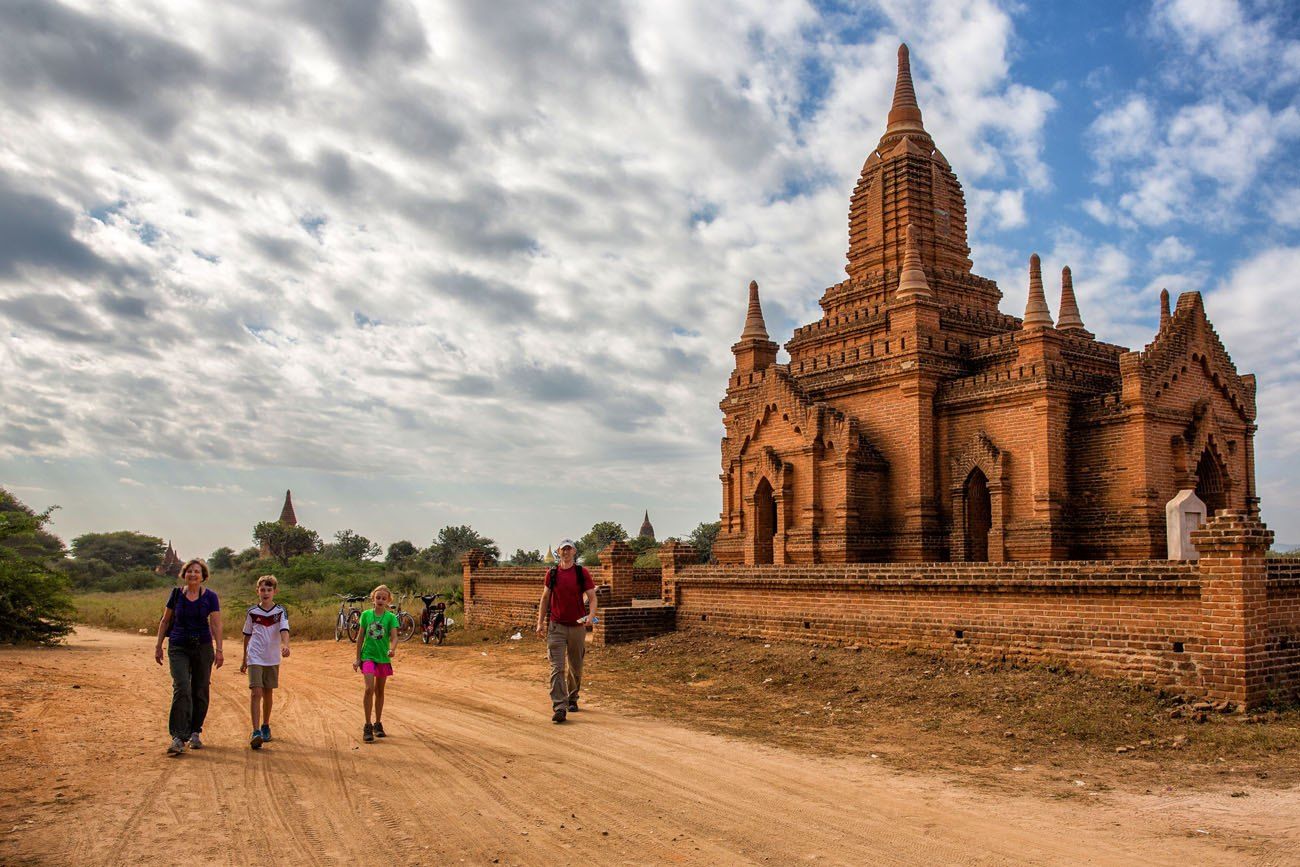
[535, 539, 597, 723]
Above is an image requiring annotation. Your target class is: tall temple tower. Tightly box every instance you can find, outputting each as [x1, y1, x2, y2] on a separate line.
[713, 45, 1257, 565]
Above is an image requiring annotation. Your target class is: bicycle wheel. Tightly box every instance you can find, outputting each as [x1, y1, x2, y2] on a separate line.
[397, 611, 416, 643]
[435, 623, 446, 645]
[346, 610, 361, 643]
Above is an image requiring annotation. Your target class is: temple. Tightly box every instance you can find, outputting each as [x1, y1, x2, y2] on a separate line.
[639, 510, 656, 542]
[260, 490, 299, 558]
[714, 44, 1257, 565]
[155, 540, 182, 578]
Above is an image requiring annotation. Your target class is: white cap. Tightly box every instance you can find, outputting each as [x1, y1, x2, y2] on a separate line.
[556, 538, 577, 552]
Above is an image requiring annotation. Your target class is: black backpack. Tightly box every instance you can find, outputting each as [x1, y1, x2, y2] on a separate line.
[546, 564, 590, 592]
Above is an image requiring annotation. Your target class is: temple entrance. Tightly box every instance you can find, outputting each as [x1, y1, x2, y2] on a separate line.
[964, 468, 991, 562]
[1195, 447, 1227, 517]
[754, 478, 776, 565]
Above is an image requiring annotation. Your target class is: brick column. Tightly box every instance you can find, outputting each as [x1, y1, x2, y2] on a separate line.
[658, 540, 696, 606]
[1190, 512, 1272, 709]
[460, 548, 486, 627]
[601, 540, 636, 606]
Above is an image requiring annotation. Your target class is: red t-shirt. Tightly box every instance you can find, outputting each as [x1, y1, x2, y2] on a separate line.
[546, 565, 593, 625]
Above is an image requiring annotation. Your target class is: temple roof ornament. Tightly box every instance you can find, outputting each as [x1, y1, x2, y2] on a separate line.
[885, 43, 926, 140]
[896, 224, 933, 300]
[1022, 254, 1054, 330]
[1055, 266, 1090, 336]
[1160, 288, 1171, 330]
[740, 280, 770, 341]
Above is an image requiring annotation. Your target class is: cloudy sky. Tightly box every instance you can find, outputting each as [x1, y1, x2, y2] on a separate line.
[2, 0, 1299, 559]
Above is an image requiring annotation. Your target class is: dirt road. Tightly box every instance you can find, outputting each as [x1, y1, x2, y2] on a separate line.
[1, 628, 1295, 866]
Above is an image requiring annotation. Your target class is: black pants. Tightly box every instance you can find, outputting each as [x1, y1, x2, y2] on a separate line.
[167, 641, 214, 739]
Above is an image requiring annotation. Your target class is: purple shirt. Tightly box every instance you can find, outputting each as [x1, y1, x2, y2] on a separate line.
[167, 587, 220, 643]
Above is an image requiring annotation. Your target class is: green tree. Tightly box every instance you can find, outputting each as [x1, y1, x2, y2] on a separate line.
[0, 501, 74, 644]
[687, 521, 722, 564]
[252, 521, 320, 567]
[0, 487, 64, 561]
[423, 525, 499, 570]
[577, 521, 627, 565]
[386, 540, 418, 566]
[510, 548, 543, 565]
[324, 529, 382, 562]
[70, 531, 165, 572]
[208, 546, 235, 570]
[629, 534, 658, 555]
[231, 546, 261, 567]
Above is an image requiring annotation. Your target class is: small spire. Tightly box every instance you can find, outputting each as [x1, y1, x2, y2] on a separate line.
[1022, 254, 1053, 329]
[1159, 288, 1171, 329]
[886, 43, 925, 135]
[896, 224, 932, 299]
[740, 280, 770, 341]
[278, 489, 297, 525]
[1056, 266, 1087, 332]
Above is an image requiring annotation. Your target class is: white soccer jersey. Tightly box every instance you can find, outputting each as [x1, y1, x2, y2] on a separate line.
[242, 604, 289, 667]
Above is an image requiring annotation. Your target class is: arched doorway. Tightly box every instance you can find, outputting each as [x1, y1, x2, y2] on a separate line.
[1194, 447, 1227, 517]
[964, 468, 991, 562]
[753, 478, 776, 565]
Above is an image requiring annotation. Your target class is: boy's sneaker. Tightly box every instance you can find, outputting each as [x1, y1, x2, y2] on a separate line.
[373, 721, 386, 738]
[551, 709, 567, 724]
[260, 724, 272, 743]
[363, 723, 374, 743]
[251, 730, 264, 750]
[167, 737, 185, 756]
[188, 732, 203, 750]
[568, 700, 580, 712]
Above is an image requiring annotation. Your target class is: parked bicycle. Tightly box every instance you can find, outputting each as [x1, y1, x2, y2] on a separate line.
[333, 593, 365, 642]
[392, 592, 417, 643]
[419, 593, 450, 645]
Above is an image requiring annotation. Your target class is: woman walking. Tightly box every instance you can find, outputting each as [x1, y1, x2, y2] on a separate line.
[154, 558, 223, 755]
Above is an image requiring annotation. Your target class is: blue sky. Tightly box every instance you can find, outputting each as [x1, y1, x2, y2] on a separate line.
[2, 0, 1298, 556]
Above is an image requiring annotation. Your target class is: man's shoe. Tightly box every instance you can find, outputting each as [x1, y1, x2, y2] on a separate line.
[373, 721, 386, 738]
[188, 732, 203, 750]
[251, 730, 264, 750]
[167, 737, 185, 756]
[363, 723, 374, 743]
[260, 724, 271, 742]
[551, 709, 567, 724]
[567, 701, 580, 712]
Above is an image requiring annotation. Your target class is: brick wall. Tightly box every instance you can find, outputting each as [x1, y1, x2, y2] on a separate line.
[1264, 560, 1300, 703]
[591, 605, 676, 646]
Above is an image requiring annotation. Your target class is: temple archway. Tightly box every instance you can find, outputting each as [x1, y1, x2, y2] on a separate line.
[1195, 447, 1227, 517]
[753, 477, 776, 565]
[964, 468, 992, 562]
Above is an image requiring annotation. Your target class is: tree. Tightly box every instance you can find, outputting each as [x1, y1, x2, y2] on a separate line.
[252, 521, 320, 567]
[0, 498, 74, 644]
[386, 540, 418, 566]
[0, 487, 64, 561]
[231, 546, 261, 567]
[423, 525, 499, 570]
[325, 529, 382, 562]
[577, 521, 627, 564]
[208, 546, 235, 571]
[510, 548, 543, 565]
[70, 531, 165, 573]
[629, 534, 658, 555]
[687, 521, 722, 564]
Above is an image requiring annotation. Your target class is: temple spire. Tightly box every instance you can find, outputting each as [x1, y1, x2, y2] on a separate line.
[1055, 265, 1088, 335]
[278, 489, 297, 526]
[1022, 254, 1053, 330]
[896, 224, 932, 299]
[739, 280, 770, 341]
[886, 43, 925, 136]
[1159, 288, 1171, 330]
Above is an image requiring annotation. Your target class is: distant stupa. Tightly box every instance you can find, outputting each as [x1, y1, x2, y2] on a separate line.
[638, 510, 655, 542]
[544, 546, 555, 564]
[261, 489, 299, 558]
[156, 540, 182, 578]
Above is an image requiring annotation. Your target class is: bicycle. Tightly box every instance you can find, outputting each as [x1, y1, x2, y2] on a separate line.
[333, 593, 365, 642]
[392, 593, 417, 643]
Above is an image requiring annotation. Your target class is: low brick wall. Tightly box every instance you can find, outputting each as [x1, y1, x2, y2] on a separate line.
[631, 567, 663, 600]
[670, 561, 1205, 692]
[593, 604, 676, 646]
[1266, 560, 1300, 701]
[462, 566, 542, 630]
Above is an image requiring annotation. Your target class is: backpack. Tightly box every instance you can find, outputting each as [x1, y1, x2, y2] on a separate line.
[546, 564, 590, 593]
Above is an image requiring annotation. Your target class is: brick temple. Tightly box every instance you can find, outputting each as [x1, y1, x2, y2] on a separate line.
[714, 44, 1258, 565]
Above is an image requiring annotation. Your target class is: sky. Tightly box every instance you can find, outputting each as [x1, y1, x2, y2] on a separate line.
[2, 0, 1299, 558]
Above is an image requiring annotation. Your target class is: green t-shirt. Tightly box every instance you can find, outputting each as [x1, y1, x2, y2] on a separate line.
[358, 608, 399, 663]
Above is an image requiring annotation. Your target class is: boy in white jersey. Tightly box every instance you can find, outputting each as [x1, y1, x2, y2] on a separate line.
[240, 575, 290, 749]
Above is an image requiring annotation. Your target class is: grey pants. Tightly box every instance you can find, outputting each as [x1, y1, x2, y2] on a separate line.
[547, 623, 586, 712]
[168, 641, 214, 739]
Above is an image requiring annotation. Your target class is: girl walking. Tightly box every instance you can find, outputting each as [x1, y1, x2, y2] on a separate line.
[154, 559, 223, 755]
[352, 584, 398, 743]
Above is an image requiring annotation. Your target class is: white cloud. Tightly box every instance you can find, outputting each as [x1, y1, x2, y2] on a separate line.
[118, 477, 145, 487]
[1150, 235, 1195, 267]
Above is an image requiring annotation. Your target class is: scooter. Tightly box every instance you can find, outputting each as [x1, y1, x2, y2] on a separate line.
[419, 593, 451, 645]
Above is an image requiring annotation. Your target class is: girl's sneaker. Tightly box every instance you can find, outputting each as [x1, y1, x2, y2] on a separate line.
[260, 724, 272, 742]
[251, 730, 264, 749]
[373, 722, 386, 738]
[363, 723, 374, 743]
[167, 737, 185, 756]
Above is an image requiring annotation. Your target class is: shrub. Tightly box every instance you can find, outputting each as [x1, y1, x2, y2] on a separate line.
[0, 510, 74, 645]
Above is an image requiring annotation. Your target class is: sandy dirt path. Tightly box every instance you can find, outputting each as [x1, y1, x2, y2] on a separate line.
[1, 628, 1296, 866]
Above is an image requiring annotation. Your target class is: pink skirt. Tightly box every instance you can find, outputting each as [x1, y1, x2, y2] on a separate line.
[361, 661, 393, 678]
